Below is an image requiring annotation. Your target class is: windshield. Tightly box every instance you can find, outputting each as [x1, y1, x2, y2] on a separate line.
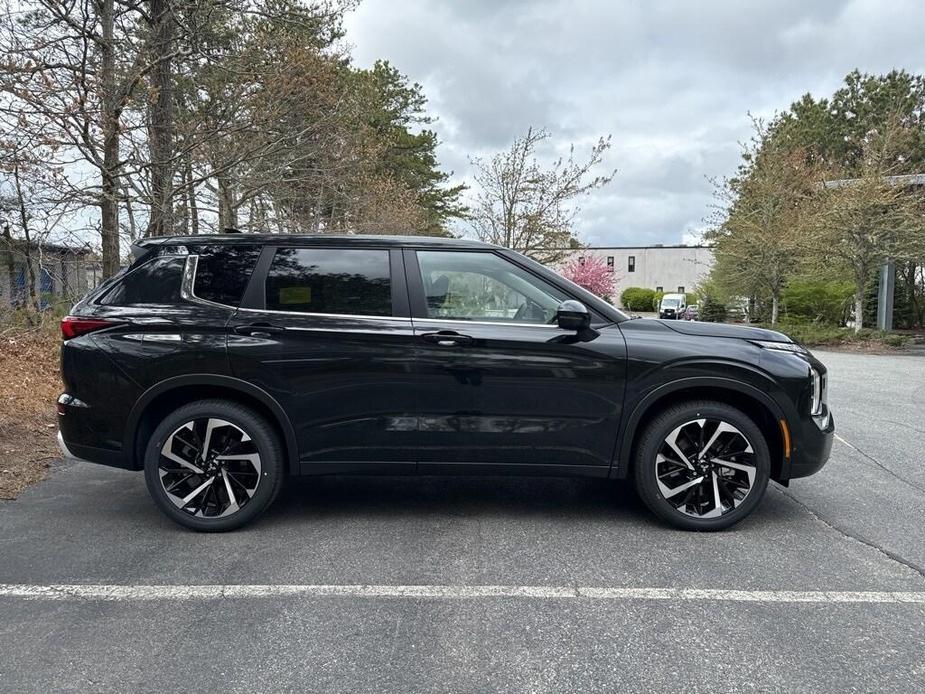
[662, 298, 680, 308]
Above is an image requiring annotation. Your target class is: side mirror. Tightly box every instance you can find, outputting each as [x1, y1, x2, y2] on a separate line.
[556, 300, 591, 331]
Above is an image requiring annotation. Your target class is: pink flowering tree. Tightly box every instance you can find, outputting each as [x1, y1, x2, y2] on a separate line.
[560, 255, 617, 302]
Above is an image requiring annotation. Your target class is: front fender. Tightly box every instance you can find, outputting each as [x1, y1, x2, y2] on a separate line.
[612, 370, 792, 479]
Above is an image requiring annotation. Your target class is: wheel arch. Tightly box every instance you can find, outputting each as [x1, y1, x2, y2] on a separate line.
[125, 375, 299, 474]
[613, 377, 788, 482]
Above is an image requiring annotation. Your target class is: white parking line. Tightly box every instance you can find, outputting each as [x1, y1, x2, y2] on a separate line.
[834, 433, 856, 450]
[1, 584, 924, 604]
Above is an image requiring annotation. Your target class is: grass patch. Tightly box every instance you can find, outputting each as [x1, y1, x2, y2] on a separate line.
[0, 316, 62, 499]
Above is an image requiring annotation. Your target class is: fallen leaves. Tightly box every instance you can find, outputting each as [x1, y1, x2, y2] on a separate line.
[0, 323, 60, 498]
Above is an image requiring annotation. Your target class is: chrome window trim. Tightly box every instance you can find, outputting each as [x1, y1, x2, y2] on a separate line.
[412, 317, 562, 329]
[181, 255, 239, 310]
[237, 305, 410, 322]
[236, 308, 561, 328]
[282, 325, 411, 335]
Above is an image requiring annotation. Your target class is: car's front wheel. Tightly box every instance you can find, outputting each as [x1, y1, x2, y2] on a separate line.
[143, 399, 284, 532]
[633, 400, 770, 531]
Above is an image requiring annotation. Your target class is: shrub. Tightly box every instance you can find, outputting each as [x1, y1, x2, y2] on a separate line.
[620, 287, 657, 311]
[651, 290, 664, 312]
[699, 296, 728, 322]
[766, 319, 912, 348]
[772, 321, 847, 346]
[781, 280, 854, 325]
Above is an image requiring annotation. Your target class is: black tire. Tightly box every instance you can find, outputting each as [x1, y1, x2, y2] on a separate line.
[633, 400, 770, 531]
[143, 399, 284, 532]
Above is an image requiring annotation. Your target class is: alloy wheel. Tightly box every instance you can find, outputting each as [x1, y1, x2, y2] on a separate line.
[654, 418, 757, 519]
[158, 418, 261, 518]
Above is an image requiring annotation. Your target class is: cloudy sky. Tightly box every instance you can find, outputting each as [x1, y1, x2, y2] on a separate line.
[344, 0, 925, 247]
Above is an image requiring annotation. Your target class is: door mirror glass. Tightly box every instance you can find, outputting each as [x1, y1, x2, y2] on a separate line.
[556, 300, 590, 331]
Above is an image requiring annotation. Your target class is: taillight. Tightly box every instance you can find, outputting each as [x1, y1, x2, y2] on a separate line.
[61, 316, 116, 340]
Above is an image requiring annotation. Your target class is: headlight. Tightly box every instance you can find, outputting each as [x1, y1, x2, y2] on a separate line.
[810, 367, 826, 416]
[750, 340, 807, 354]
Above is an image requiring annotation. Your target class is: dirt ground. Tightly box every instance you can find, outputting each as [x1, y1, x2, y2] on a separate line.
[0, 324, 60, 499]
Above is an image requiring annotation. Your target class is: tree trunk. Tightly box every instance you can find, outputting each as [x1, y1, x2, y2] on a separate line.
[217, 174, 237, 231]
[145, 0, 175, 236]
[2, 224, 15, 304]
[12, 161, 40, 317]
[123, 185, 138, 241]
[770, 293, 779, 326]
[177, 181, 188, 235]
[186, 156, 199, 235]
[854, 292, 864, 333]
[99, 0, 121, 278]
[905, 262, 920, 328]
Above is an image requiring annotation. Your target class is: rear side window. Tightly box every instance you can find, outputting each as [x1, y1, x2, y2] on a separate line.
[98, 257, 185, 306]
[265, 248, 391, 316]
[192, 244, 262, 306]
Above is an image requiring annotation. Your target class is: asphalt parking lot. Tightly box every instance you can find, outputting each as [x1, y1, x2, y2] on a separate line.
[1, 350, 924, 692]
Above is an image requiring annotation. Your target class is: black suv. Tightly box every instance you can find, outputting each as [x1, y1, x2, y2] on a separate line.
[58, 235, 833, 532]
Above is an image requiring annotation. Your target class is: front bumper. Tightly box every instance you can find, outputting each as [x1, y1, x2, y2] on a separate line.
[788, 410, 835, 479]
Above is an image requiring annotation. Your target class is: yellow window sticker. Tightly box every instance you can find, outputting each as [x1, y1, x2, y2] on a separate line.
[279, 286, 312, 304]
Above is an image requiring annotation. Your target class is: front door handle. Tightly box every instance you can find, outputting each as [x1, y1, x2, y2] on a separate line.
[234, 323, 286, 337]
[420, 331, 473, 347]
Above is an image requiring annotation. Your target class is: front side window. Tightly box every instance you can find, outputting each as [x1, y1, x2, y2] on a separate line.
[265, 248, 391, 316]
[98, 256, 185, 306]
[416, 251, 565, 324]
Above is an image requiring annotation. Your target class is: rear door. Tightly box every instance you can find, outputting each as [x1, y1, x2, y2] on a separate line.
[227, 245, 417, 474]
[405, 249, 627, 474]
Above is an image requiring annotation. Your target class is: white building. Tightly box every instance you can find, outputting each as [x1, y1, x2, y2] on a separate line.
[565, 245, 715, 305]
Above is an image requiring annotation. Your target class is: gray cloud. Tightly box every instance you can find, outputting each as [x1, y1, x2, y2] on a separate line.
[344, 0, 925, 246]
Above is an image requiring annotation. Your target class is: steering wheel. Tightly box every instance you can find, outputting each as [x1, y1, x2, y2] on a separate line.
[512, 302, 529, 322]
[513, 298, 546, 323]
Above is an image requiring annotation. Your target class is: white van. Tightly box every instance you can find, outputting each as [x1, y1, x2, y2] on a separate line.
[658, 293, 686, 319]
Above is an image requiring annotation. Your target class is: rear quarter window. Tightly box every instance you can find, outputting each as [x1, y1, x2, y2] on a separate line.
[191, 244, 262, 306]
[97, 256, 185, 306]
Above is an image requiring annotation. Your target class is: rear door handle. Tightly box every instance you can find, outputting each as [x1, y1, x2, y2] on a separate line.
[234, 323, 286, 337]
[420, 331, 473, 346]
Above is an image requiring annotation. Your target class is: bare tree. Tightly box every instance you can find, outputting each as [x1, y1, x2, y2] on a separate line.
[469, 127, 615, 263]
[145, 0, 178, 236]
[0, 0, 182, 275]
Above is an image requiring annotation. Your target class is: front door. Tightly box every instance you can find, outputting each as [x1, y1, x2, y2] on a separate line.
[405, 249, 627, 475]
[227, 245, 418, 474]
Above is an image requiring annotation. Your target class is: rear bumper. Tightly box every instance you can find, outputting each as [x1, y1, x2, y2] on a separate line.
[58, 392, 135, 469]
[58, 430, 130, 468]
[57, 430, 83, 461]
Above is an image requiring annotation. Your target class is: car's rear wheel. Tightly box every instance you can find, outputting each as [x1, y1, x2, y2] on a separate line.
[633, 400, 770, 531]
[143, 399, 284, 532]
